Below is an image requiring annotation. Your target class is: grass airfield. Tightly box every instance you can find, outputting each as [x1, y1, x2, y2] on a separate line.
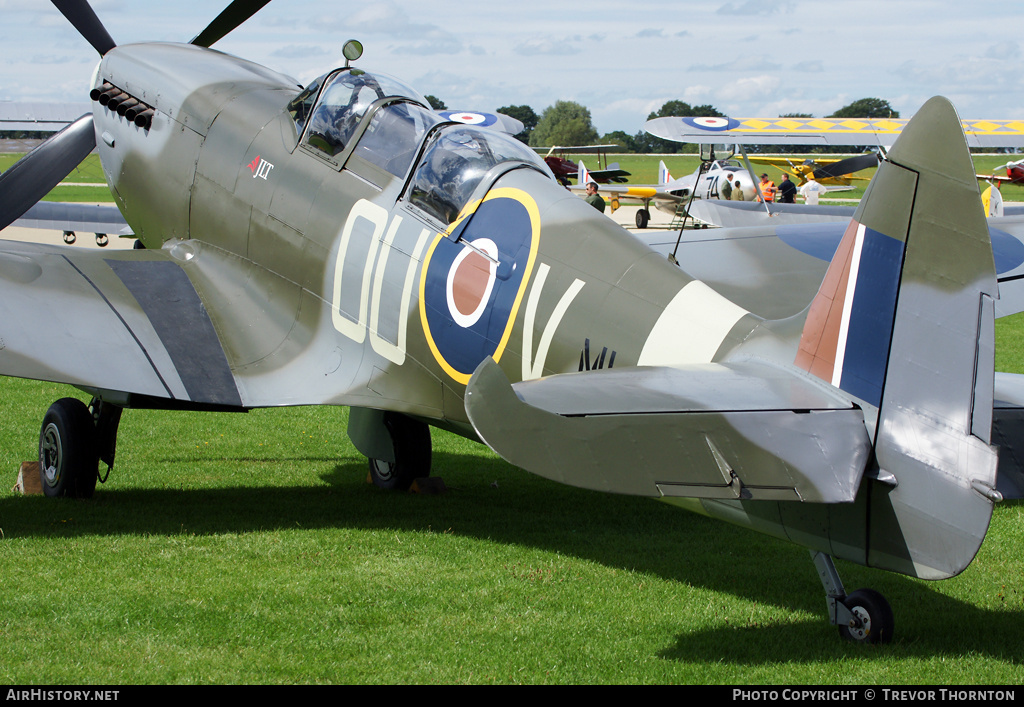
[0, 152, 1022, 684]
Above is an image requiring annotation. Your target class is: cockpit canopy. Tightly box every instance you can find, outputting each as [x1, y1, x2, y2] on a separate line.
[288, 67, 554, 226]
[289, 68, 431, 158]
[408, 125, 550, 225]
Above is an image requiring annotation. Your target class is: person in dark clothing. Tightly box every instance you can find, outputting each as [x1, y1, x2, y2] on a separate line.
[778, 173, 797, 203]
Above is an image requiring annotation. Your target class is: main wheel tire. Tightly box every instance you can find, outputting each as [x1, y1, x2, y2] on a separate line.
[39, 398, 98, 499]
[368, 412, 431, 491]
[838, 588, 894, 644]
[635, 208, 650, 229]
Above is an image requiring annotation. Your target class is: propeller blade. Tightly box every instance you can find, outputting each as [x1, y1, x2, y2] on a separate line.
[51, 0, 116, 56]
[812, 153, 881, 180]
[190, 0, 273, 48]
[0, 115, 97, 232]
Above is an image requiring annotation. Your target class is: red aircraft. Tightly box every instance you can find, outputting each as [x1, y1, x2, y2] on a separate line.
[539, 145, 631, 186]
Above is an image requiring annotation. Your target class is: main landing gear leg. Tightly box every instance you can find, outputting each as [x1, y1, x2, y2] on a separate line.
[349, 408, 432, 491]
[38, 397, 122, 499]
[811, 550, 894, 644]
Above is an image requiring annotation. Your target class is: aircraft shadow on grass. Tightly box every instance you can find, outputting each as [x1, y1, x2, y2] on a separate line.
[1, 451, 1020, 659]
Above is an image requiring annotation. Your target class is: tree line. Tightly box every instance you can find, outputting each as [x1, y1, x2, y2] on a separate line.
[425, 96, 899, 153]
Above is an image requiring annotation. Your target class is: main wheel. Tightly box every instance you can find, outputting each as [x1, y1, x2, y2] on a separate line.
[368, 412, 431, 491]
[838, 588, 894, 644]
[39, 398, 98, 499]
[635, 208, 650, 229]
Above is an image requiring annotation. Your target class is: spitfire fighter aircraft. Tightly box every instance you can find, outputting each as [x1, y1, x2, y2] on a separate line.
[1, 0, 1021, 645]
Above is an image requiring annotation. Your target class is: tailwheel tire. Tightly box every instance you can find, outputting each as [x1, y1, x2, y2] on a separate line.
[838, 588, 894, 644]
[368, 412, 431, 491]
[39, 398, 98, 499]
[635, 208, 650, 229]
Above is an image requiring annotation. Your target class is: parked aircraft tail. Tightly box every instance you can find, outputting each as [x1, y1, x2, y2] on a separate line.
[658, 160, 672, 185]
[794, 96, 1000, 579]
[982, 183, 1003, 217]
[578, 160, 592, 185]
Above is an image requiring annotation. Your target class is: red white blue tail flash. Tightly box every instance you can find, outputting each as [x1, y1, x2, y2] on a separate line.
[579, 160, 592, 184]
[795, 218, 905, 408]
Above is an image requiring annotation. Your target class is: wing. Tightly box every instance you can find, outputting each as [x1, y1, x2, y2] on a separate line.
[13, 201, 133, 238]
[632, 215, 1024, 321]
[584, 166, 631, 184]
[645, 116, 1024, 148]
[993, 372, 1024, 499]
[567, 182, 683, 204]
[742, 155, 801, 167]
[466, 358, 871, 503]
[0, 240, 242, 408]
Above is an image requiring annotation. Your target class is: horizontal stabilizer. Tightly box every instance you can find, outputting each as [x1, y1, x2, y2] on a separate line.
[466, 358, 871, 503]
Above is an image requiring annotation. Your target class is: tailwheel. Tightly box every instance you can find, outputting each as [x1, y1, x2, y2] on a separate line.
[39, 398, 98, 499]
[367, 412, 431, 491]
[838, 588, 894, 644]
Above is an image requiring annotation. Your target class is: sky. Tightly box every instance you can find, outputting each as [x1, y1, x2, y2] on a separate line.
[3, 0, 1024, 137]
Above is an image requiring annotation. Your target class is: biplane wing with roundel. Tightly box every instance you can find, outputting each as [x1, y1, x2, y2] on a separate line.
[646, 114, 1024, 148]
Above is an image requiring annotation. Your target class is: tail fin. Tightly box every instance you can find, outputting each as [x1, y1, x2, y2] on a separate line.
[795, 96, 999, 579]
[659, 160, 672, 185]
[982, 183, 1003, 217]
[578, 160, 592, 185]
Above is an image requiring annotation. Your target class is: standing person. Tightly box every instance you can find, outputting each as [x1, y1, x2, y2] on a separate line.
[800, 177, 826, 205]
[584, 182, 605, 212]
[720, 176, 733, 201]
[756, 173, 776, 202]
[732, 180, 745, 201]
[778, 173, 797, 203]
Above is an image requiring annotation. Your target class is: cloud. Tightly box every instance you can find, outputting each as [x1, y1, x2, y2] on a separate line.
[985, 41, 1020, 61]
[348, 2, 442, 38]
[716, 1, 776, 15]
[793, 60, 824, 72]
[514, 37, 581, 56]
[690, 56, 781, 72]
[716, 75, 781, 102]
[392, 41, 465, 55]
[271, 45, 327, 60]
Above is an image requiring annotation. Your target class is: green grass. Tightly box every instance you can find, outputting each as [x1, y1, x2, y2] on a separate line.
[1, 153, 110, 203]
[2, 315, 1024, 683]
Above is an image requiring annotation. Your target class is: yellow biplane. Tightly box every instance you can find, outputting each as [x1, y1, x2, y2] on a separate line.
[744, 154, 880, 186]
